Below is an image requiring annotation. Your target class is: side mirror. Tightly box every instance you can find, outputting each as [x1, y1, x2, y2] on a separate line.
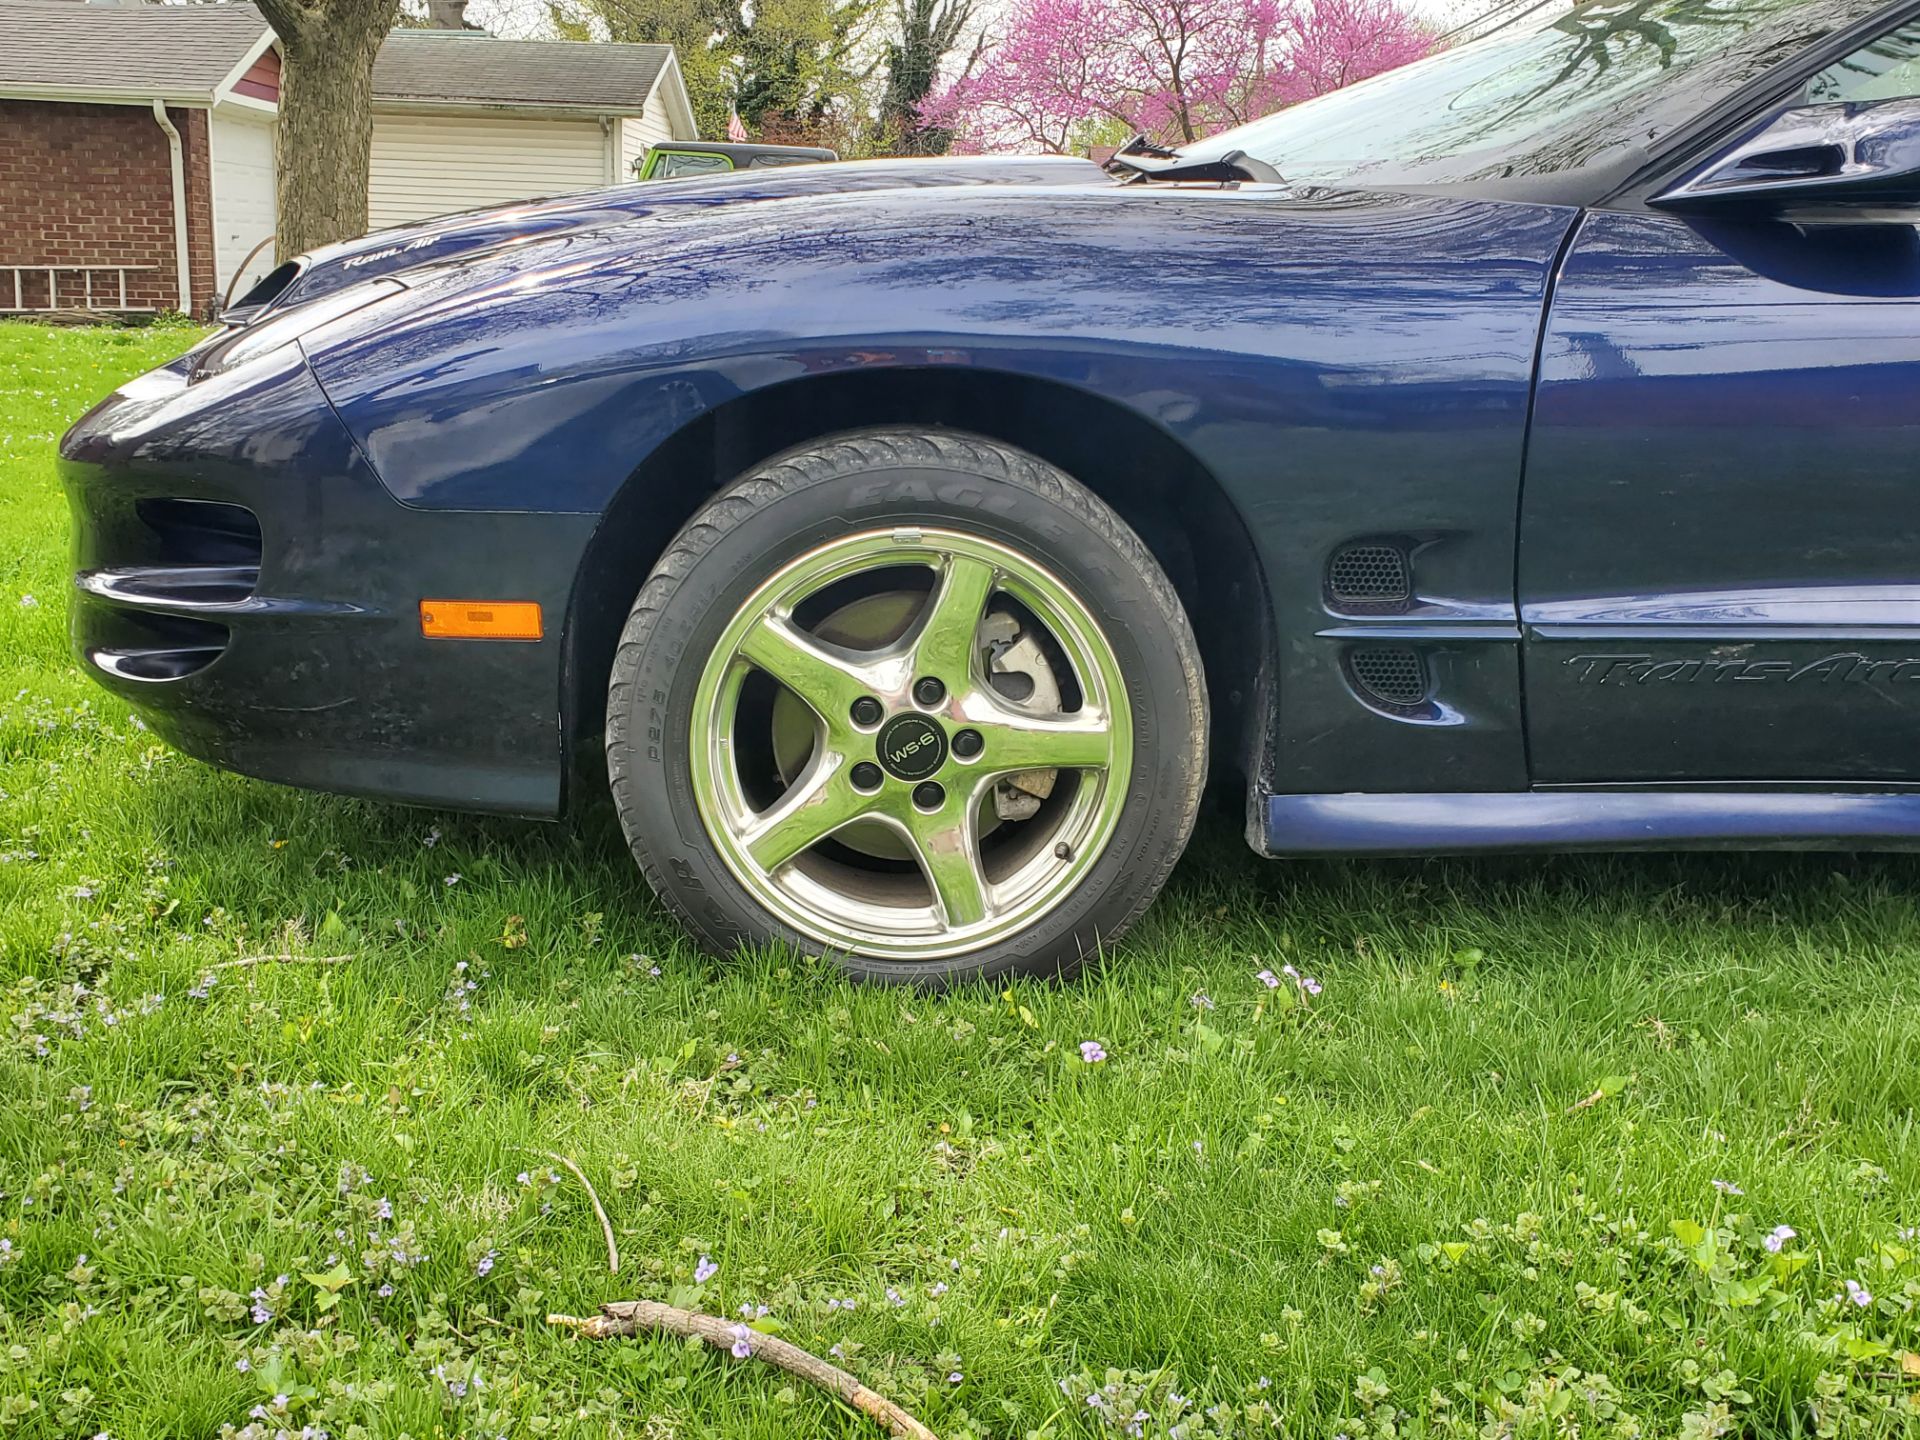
[1653, 98, 1920, 223]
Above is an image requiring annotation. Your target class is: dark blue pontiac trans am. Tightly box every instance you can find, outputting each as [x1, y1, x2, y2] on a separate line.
[58, 0, 1920, 981]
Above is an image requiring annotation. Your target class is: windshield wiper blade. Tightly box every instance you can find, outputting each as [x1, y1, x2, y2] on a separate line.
[1114, 133, 1182, 160]
[1103, 134, 1284, 185]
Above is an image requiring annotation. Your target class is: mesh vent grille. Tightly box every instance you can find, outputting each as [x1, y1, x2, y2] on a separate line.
[1328, 544, 1411, 605]
[1348, 647, 1428, 708]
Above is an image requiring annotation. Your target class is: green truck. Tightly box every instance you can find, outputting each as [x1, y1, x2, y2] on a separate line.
[634, 140, 839, 181]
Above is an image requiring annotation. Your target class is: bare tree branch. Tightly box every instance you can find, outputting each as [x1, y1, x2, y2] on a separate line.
[549, 1300, 939, 1440]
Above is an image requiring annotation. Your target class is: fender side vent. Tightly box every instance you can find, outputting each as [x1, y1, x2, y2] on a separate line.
[1327, 543, 1411, 611]
[1347, 646, 1429, 710]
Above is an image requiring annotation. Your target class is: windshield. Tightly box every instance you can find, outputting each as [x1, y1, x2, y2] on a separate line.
[1182, 0, 1897, 188]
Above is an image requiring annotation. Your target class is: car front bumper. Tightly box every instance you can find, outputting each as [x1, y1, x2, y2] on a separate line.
[58, 345, 597, 817]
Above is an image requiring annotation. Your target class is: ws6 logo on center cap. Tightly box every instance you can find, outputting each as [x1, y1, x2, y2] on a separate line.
[877, 714, 947, 780]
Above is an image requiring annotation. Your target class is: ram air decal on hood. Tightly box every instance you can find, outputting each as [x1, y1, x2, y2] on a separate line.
[227, 154, 1110, 322]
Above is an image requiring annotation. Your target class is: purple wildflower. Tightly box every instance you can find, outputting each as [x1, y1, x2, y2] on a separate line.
[730, 1323, 753, 1358]
[1079, 1040, 1107, 1064]
[1764, 1224, 1796, 1252]
[694, 1254, 718, 1284]
[1845, 1278, 1873, 1307]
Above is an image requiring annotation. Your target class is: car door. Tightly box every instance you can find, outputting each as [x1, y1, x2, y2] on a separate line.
[1520, 15, 1920, 784]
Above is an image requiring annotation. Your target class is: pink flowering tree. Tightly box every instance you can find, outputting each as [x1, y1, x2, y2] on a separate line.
[922, 0, 1432, 154]
[1269, 0, 1438, 104]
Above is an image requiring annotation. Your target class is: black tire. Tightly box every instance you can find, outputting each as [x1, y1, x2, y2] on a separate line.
[605, 428, 1207, 985]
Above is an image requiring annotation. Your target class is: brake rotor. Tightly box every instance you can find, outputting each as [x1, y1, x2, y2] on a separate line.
[769, 589, 1065, 861]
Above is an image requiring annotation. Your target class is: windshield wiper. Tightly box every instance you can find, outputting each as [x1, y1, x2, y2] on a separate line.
[1103, 133, 1285, 185]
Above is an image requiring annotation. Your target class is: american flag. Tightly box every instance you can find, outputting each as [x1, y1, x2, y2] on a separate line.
[726, 107, 748, 143]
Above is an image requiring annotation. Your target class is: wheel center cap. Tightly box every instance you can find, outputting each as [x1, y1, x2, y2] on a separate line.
[876, 713, 947, 781]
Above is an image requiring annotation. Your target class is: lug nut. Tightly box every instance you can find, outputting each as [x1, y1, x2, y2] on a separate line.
[913, 676, 946, 707]
[850, 696, 883, 726]
[912, 781, 945, 811]
[850, 761, 883, 791]
[952, 728, 983, 759]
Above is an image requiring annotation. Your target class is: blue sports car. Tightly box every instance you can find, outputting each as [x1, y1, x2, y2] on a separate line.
[59, 0, 1920, 982]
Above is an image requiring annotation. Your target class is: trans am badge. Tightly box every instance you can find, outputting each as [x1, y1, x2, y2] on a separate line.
[1568, 653, 1920, 686]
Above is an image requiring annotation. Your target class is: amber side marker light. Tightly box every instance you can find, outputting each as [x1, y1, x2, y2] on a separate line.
[420, 600, 543, 640]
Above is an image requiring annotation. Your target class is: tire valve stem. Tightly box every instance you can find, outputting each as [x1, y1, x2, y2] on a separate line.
[1054, 841, 1074, 861]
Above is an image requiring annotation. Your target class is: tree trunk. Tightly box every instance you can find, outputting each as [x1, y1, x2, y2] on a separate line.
[254, 0, 402, 260]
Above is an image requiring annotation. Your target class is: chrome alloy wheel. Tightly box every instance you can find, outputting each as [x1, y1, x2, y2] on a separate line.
[687, 527, 1134, 960]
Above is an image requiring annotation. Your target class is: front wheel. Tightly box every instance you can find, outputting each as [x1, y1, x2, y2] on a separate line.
[605, 429, 1207, 985]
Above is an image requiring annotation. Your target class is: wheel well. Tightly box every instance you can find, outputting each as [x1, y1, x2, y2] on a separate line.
[561, 368, 1272, 806]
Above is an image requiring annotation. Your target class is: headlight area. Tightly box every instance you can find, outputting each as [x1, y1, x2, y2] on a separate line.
[60, 324, 593, 819]
[190, 279, 407, 383]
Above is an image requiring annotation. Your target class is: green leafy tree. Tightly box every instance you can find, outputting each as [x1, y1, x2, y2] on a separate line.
[732, 0, 873, 136]
[574, 0, 872, 143]
[877, 0, 978, 153]
[572, 0, 736, 135]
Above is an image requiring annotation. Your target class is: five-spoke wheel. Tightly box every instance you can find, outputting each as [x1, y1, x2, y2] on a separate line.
[691, 529, 1133, 958]
[607, 429, 1206, 984]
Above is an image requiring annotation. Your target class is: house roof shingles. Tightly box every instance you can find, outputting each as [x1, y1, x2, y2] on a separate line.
[0, 4, 671, 114]
[370, 31, 671, 112]
[0, 0, 271, 102]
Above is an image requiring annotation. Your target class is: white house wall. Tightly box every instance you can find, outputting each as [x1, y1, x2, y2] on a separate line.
[620, 85, 679, 178]
[368, 112, 607, 228]
[208, 105, 278, 303]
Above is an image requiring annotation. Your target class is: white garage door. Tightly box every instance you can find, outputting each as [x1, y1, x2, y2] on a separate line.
[210, 110, 278, 303]
[367, 113, 608, 230]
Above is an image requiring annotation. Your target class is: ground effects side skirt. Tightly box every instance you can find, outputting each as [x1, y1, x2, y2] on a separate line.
[1261, 790, 1920, 856]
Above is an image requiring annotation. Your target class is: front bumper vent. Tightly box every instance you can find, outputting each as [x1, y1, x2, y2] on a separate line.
[135, 498, 262, 568]
[73, 498, 261, 684]
[85, 610, 228, 683]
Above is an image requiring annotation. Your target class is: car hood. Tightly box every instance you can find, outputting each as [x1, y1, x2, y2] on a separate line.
[229, 154, 1110, 321]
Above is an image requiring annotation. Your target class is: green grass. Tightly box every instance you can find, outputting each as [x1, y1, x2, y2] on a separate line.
[3, 319, 1920, 1440]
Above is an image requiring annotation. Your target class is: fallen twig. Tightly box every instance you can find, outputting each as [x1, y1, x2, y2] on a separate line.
[549, 1300, 937, 1440]
[213, 954, 352, 969]
[540, 1149, 619, 1275]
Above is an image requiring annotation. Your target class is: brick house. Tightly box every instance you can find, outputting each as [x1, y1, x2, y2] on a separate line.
[0, 1, 280, 316]
[0, 2, 698, 319]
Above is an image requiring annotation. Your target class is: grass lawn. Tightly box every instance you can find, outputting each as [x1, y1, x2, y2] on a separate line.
[3, 319, 1920, 1440]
